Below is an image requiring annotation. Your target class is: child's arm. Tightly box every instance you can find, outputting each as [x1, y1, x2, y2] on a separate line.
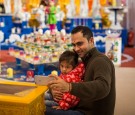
[57, 63, 85, 110]
[69, 62, 85, 80]
[58, 92, 80, 110]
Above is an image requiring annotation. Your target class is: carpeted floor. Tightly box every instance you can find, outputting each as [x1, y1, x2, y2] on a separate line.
[115, 67, 135, 115]
[121, 47, 135, 67]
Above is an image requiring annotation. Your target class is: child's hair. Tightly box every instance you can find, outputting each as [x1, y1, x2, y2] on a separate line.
[59, 50, 78, 68]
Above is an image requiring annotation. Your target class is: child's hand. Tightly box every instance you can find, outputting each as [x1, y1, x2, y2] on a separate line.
[52, 106, 61, 110]
[51, 70, 58, 76]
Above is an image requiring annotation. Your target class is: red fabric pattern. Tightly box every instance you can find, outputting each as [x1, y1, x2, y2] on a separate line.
[58, 63, 85, 110]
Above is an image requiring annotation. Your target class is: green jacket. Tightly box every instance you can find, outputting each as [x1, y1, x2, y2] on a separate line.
[71, 47, 116, 115]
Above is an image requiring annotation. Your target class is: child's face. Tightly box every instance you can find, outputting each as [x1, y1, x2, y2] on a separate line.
[60, 60, 73, 74]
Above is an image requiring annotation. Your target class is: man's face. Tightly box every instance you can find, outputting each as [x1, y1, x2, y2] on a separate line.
[71, 32, 93, 58]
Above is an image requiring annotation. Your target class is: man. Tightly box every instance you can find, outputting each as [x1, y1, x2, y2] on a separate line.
[46, 26, 116, 115]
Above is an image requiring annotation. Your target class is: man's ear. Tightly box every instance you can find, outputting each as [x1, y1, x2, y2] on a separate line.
[88, 37, 95, 47]
[89, 37, 94, 44]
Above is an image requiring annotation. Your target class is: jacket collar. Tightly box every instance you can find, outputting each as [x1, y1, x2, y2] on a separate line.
[82, 47, 99, 65]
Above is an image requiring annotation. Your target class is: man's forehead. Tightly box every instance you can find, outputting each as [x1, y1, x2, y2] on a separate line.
[71, 37, 84, 43]
[71, 39, 80, 43]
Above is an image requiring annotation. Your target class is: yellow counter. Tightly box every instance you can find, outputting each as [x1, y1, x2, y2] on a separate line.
[0, 80, 48, 115]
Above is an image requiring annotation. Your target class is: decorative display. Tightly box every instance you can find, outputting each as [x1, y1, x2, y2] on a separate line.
[14, 0, 22, 19]
[8, 29, 73, 65]
[80, 0, 88, 17]
[28, 8, 40, 28]
[66, 0, 76, 18]
[92, 0, 101, 20]
[7, 68, 13, 78]
[36, 5, 46, 28]
[105, 6, 127, 30]
[106, 37, 122, 66]
[56, 5, 65, 21]
[26, 70, 34, 82]
[0, 0, 128, 68]
[46, 0, 57, 33]
[105, 28, 122, 66]
[3, 0, 11, 13]
[92, 0, 102, 29]
[0, 30, 4, 42]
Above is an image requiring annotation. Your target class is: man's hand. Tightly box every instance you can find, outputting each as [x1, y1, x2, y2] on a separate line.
[48, 75, 70, 93]
[51, 88, 63, 102]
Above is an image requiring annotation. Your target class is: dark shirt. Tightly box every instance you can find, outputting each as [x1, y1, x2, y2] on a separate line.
[71, 47, 116, 115]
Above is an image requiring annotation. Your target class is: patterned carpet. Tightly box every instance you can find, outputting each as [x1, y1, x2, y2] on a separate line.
[121, 47, 135, 67]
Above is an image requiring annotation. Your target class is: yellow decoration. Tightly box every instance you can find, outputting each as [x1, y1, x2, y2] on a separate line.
[112, 0, 117, 6]
[7, 68, 13, 78]
[51, 70, 58, 76]
[28, 14, 40, 28]
[0, 81, 48, 115]
[108, 0, 116, 6]
[75, 0, 80, 16]
[57, 0, 70, 16]
[0, 0, 4, 3]
[88, 0, 93, 16]
[100, 7, 111, 28]
[95, 23, 99, 29]
[58, 0, 70, 7]
[100, 0, 107, 6]
[28, 0, 40, 8]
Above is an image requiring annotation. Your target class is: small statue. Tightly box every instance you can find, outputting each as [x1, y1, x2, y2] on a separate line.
[26, 70, 34, 82]
[46, 0, 57, 33]
[36, 5, 46, 28]
[92, 0, 101, 20]
[14, 0, 23, 20]
[55, 5, 65, 21]
[80, 0, 88, 17]
[4, 0, 11, 14]
[66, 0, 76, 18]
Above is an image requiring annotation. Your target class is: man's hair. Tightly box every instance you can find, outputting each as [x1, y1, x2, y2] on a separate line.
[71, 26, 93, 41]
[59, 50, 78, 68]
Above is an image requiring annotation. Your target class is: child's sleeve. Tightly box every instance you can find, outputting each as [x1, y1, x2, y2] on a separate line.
[69, 62, 85, 81]
[58, 92, 80, 110]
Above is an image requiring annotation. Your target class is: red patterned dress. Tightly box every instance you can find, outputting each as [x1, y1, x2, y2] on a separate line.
[58, 62, 85, 110]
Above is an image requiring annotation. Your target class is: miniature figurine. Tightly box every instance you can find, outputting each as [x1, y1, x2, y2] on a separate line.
[36, 5, 46, 28]
[46, 0, 57, 33]
[80, 0, 88, 17]
[26, 70, 34, 82]
[4, 0, 11, 13]
[66, 0, 76, 18]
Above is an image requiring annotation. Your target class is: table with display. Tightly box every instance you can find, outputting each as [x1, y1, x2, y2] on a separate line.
[9, 40, 72, 74]
[0, 79, 48, 115]
[9, 52, 59, 75]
